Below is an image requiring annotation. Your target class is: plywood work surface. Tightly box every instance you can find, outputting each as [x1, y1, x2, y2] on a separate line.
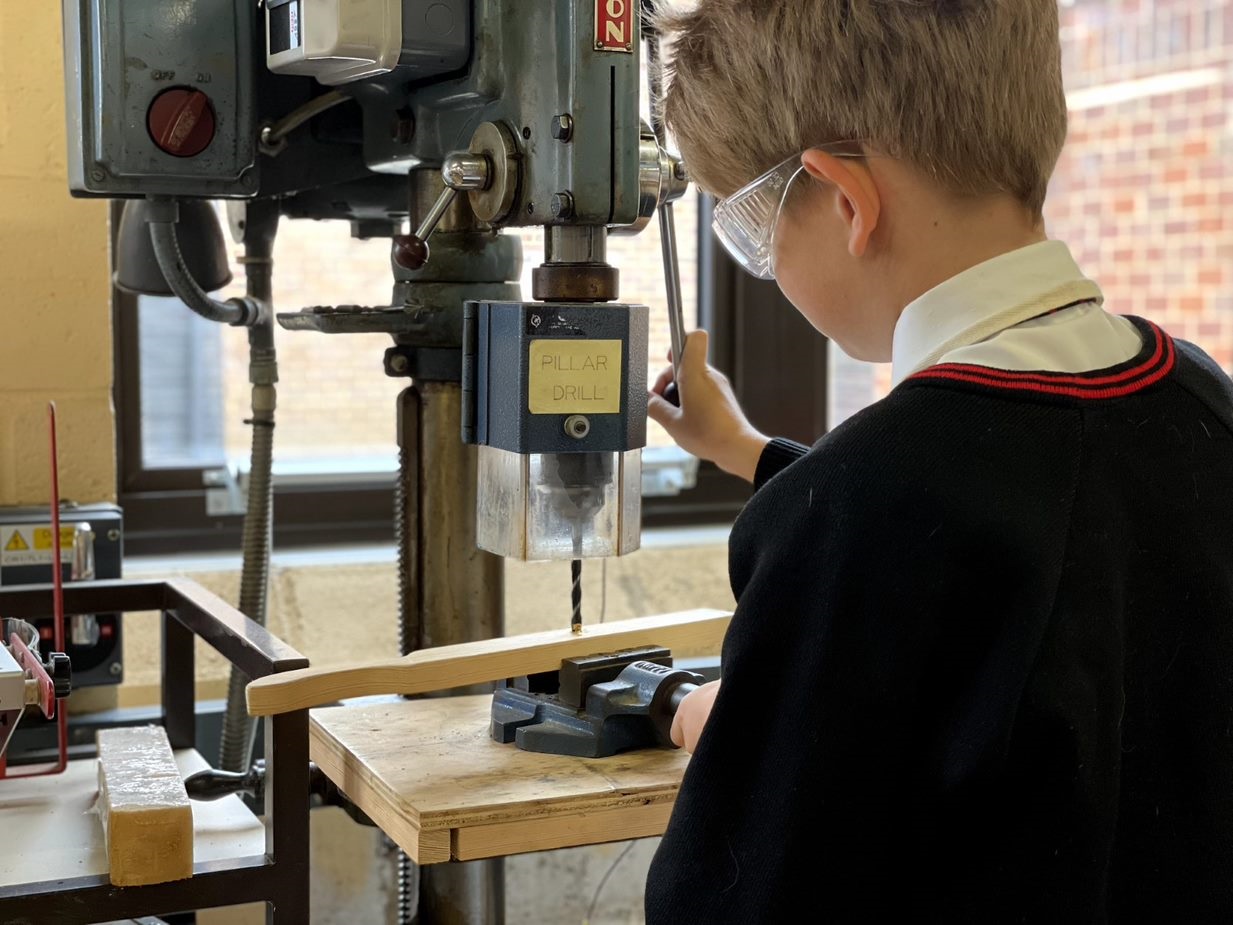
[310, 695, 691, 864]
[0, 749, 265, 889]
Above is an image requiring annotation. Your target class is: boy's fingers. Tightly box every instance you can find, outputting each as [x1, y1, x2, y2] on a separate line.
[647, 391, 680, 428]
[652, 365, 676, 396]
[679, 330, 710, 377]
[669, 706, 686, 749]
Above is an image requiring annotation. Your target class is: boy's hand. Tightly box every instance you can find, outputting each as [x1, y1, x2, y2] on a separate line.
[670, 679, 721, 754]
[647, 330, 770, 483]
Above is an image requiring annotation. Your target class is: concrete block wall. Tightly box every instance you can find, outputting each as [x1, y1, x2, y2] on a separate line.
[0, 1, 115, 506]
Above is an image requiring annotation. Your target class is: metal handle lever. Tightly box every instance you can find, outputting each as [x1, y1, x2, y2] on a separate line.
[184, 762, 265, 802]
[660, 201, 687, 407]
[393, 152, 491, 271]
[645, 18, 690, 408]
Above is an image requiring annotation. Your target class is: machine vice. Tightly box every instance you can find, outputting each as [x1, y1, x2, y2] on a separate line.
[492, 646, 702, 758]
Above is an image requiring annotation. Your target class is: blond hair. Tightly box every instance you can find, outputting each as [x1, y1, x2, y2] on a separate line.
[661, 0, 1068, 214]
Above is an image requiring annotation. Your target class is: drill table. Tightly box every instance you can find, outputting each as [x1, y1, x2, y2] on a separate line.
[311, 694, 692, 864]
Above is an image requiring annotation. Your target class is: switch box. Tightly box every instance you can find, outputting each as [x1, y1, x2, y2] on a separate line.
[61, 0, 257, 197]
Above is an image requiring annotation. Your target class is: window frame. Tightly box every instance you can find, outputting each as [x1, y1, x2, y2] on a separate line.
[112, 266, 397, 554]
[114, 200, 812, 554]
[700, 195, 831, 447]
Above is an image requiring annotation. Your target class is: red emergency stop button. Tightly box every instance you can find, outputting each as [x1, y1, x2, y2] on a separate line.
[147, 87, 216, 158]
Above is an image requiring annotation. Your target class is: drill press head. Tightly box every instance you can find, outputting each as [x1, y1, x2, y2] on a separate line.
[465, 298, 649, 560]
[62, 0, 687, 563]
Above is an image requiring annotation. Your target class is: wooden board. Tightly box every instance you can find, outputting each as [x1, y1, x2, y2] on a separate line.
[310, 695, 691, 864]
[452, 801, 674, 861]
[97, 726, 194, 886]
[248, 609, 730, 716]
[0, 749, 265, 890]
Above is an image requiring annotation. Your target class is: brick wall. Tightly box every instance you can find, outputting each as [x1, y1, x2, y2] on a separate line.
[831, 0, 1233, 425]
[1054, 0, 1232, 366]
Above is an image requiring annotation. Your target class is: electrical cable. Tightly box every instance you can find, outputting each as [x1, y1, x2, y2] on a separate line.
[218, 205, 279, 774]
[148, 217, 252, 326]
[583, 841, 638, 925]
[260, 90, 349, 152]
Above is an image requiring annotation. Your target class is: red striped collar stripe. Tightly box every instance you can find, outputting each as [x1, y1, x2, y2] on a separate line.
[907, 321, 1176, 400]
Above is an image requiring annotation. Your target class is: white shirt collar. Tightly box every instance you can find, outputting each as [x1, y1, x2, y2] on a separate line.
[891, 241, 1105, 384]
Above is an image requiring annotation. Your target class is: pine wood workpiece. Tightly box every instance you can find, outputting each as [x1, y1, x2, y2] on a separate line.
[95, 725, 194, 887]
[247, 609, 731, 716]
[310, 695, 692, 863]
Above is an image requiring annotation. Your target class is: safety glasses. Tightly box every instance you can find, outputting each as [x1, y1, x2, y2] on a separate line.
[711, 143, 873, 280]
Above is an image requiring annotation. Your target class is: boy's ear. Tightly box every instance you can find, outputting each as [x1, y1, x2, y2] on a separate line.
[800, 150, 881, 258]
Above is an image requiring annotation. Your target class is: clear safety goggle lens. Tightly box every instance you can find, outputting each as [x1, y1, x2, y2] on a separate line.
[711, 156, 803, 281]
[711, 145, 875, 281]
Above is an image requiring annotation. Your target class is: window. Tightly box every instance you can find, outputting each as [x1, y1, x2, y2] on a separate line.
[119, 204, 719, 551]
[828, 0, 1233, 425]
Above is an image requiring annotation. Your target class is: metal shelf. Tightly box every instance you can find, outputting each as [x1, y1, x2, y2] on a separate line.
[0, 579, 311, 925]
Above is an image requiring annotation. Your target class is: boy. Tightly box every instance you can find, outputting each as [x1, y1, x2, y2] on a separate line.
[644, 1, 1233, 922]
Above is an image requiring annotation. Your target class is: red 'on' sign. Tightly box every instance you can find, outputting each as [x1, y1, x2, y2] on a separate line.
[595, 0, 634, 52]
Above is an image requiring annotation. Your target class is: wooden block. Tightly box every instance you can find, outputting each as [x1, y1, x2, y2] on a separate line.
[452, 801, 675, 861]
[248, 609, 730, 716]
[96, 726, 194, 887]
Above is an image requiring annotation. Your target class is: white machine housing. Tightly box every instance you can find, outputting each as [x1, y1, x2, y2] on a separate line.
[267, 0, 404, 84]
[0, 645, 22, 713]
[266, 0, 470, 87]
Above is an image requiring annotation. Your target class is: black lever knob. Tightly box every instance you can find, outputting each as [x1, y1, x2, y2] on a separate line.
[392, 235, 430, 271]
[47, 652, 72, 699]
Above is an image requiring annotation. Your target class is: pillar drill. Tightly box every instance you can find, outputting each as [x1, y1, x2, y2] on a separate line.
[61, 0, 687, 922]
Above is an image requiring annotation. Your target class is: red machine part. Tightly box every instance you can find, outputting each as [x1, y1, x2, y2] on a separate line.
[9, 634, 54, 719]
[0, 405, 71, 780]
[147, 87, 217, 158]
[49, 404, 64, 655]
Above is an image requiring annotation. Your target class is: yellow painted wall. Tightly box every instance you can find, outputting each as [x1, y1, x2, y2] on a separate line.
[0, 2, 115, 506]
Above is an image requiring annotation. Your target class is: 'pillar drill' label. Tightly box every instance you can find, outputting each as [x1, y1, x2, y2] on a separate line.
[528, 340, 623, 414]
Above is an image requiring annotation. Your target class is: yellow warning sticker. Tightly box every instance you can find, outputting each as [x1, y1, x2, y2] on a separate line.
[0, 524, 72, 568]
[528, 339, 623, 415]
[33, 527, 76, 551]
